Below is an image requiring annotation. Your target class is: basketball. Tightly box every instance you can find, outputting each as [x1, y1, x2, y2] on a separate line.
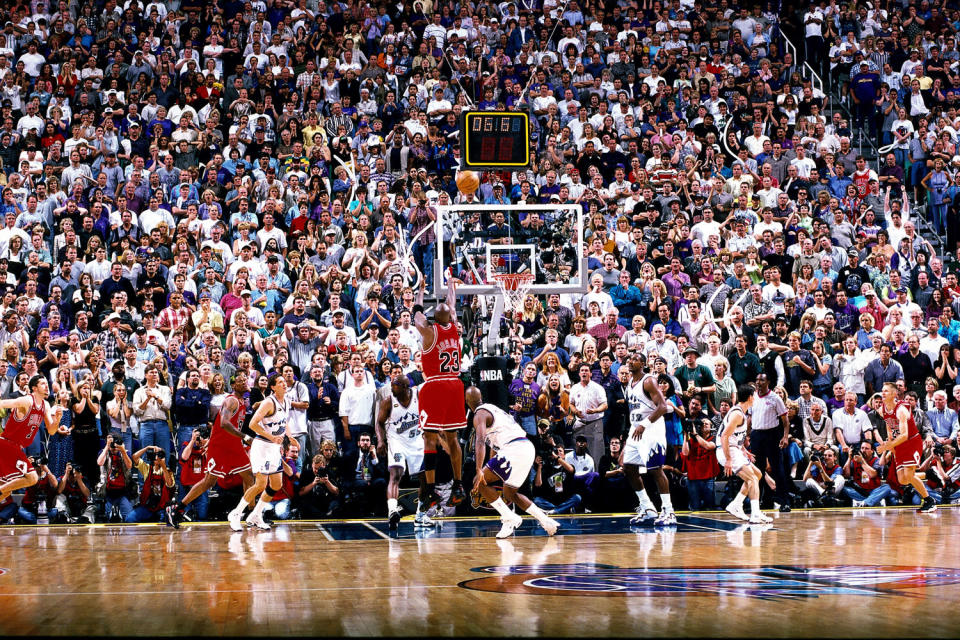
[456, 170, 480, 194]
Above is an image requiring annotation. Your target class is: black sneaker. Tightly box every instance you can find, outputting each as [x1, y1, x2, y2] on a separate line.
[779, 504, 792, 513]
[388, 508, 402, 529]
[448, 482, 466, 506]
[172, 507, 186, 528]
[918, 496, 938, 513]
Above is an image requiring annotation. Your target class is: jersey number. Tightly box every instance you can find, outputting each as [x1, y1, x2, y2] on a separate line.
[438, 350, 460, 374]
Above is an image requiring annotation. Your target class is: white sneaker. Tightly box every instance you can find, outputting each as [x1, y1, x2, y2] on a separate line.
[413, 511, 435, 528]
[541, 518, 560, 536]
[629, 508, 657, 524]
[748, 513, 769, 524]
[496, 513, 523, 539]
[754, 511, 773, 523]
[654, 511, 677, 526]
[246, 513, 271, 530]
[228, 509, 244, 532]
[725, 502, 749, 521]
[852, 500, 865, 508]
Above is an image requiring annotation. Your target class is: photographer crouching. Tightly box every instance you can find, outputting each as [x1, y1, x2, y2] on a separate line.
[178, 426, 211, 522]
[96, 434, 134, 522]
[54, 461, 96, 524]
[1, 456, 58, 524]
[801, 448, 846, 507]
[126, 446, 176, 525]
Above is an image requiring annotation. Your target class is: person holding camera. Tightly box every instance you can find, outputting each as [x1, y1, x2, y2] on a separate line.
[682, 418, 720, 511]
[126, 446, 176, 524]
[11, 456, 58, 524]
[532, 441, 582, 515]
[178, 426, 211, 522]
[54, 461, 96, 524]
[298, 445, 341, 519]
[842, 441, 898, 507]
[96, 434, 134, 522]
[919, 444, 960, 504]
[802, 448, 846, 506]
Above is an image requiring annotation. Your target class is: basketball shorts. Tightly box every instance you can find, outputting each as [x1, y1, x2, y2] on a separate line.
[485, 438, 536, 489]
[716, 446, 749, 474]
[0, 438, 30, 483]
[622, 418, 666, 472]
[206, 440, 252, 478]
[387, 433, 425, 474]
[249, 438, 284, 475]
[893, 436, 923, 473]
[419, 378, 467, 431]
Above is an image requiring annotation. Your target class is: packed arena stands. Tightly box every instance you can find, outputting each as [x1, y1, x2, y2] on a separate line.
[0, 0, 957, 526]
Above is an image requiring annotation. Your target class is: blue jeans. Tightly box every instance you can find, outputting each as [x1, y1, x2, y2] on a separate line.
[178, 483, 209, 520]
[687, 478, 716, 510]
[843, 484, 899, 506]
[263, 498, 293, 520]
[517, 414, 536, 436]
[533, 494, 582, 514]
[139, 420, 172, 458]
[911, 489, 941, 505]
[125, 505, 166, 523]
[0, 502, 41, 523]
[104, 492, 134, 521]
[412, 239, 435, 288]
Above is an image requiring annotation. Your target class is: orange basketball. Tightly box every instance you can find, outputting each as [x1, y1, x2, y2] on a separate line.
[456, 170, 480, 194]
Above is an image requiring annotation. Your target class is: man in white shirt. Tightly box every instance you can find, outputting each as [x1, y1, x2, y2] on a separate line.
[338, 365, 377, 459]
[568, 363, 607, 466]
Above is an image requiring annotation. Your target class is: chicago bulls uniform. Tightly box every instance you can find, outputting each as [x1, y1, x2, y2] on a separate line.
[881, 401, 923, 472]
[206, 400, 251, 478]
[419, 322, 467, 431]
[0, 395, 46, 483]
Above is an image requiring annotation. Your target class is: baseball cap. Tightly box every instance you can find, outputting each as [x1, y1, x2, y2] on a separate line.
[324, 226, 339, 236]
[106, 312, 122, 322]
[199, 290, 211, 299]
[847, 248, 859, 257]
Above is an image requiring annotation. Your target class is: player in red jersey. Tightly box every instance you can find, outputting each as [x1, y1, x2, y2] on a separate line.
[877, 382, 937, 512]
[173, 374, 255, 527]
[0, 376, 63, 503]
[413, 279, 467, 522]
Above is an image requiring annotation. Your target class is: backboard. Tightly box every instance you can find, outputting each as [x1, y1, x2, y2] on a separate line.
[432, 203, 586, 297]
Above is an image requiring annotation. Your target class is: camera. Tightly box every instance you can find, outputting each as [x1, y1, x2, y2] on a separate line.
[810, 452, 822, 464]
[144, 449, 161, 464]
[934, 443, 945, 457]
[30, 454, 47, 468]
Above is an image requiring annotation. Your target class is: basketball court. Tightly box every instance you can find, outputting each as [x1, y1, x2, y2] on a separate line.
[0, 507, 958, 636]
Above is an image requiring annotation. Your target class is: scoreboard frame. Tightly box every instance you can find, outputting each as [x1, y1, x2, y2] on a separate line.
[460, 111, 531, 170]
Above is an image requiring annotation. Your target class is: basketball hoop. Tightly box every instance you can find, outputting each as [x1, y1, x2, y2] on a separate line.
[492, 272, 536, 313]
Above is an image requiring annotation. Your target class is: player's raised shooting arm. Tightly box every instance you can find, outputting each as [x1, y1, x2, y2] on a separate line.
[446, 278, 458, 324]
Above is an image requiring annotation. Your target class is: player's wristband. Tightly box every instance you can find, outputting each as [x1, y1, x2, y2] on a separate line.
[638, 419, 652, 430]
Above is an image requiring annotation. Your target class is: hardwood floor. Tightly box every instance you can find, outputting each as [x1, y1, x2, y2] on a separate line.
[0, 507, 956, 636]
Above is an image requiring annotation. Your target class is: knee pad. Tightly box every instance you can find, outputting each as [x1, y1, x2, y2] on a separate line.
[264, 486, 278, 497]
[423, 450, 437, 472]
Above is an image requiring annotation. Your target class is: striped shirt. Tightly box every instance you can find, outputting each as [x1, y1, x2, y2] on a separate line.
[751, 390, 786, 431]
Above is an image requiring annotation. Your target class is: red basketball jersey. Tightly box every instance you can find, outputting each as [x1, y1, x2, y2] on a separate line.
[2, 395, 45, 448]
[209, 399, 247, 451]
[421, 322, 462, 381]
[881, 401, 919, 441]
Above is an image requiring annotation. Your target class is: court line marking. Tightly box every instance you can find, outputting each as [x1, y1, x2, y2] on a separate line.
[360, 521, 391, 539]
[0, 585, 464, 597]
[317, 525, 334, 541]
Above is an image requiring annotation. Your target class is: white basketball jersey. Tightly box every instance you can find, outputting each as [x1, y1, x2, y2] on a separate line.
[259, 395, 289, 439]
[718, 407, 747, 448]
[627, 374, 659, 425]
[386, 388, 422, 441]
[478, 403, 526, 450]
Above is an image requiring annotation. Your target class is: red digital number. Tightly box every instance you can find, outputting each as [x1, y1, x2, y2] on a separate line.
[480, 138, 497, 161]
[499, 137, 514, 161]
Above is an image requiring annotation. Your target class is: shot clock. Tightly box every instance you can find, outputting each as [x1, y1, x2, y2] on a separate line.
[460, 111, 531, 170]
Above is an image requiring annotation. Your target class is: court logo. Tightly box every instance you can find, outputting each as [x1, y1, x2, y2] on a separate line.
[459, 563, 960, 599]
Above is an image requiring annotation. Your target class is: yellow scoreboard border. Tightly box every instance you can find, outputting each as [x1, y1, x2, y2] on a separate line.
[461, 111, 531, 169]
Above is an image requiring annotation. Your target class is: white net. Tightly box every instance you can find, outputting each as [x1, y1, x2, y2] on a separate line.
[492, 272, 536, 315]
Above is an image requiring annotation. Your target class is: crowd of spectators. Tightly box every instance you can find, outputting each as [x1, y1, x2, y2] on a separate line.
[1, 0, 960, 525]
